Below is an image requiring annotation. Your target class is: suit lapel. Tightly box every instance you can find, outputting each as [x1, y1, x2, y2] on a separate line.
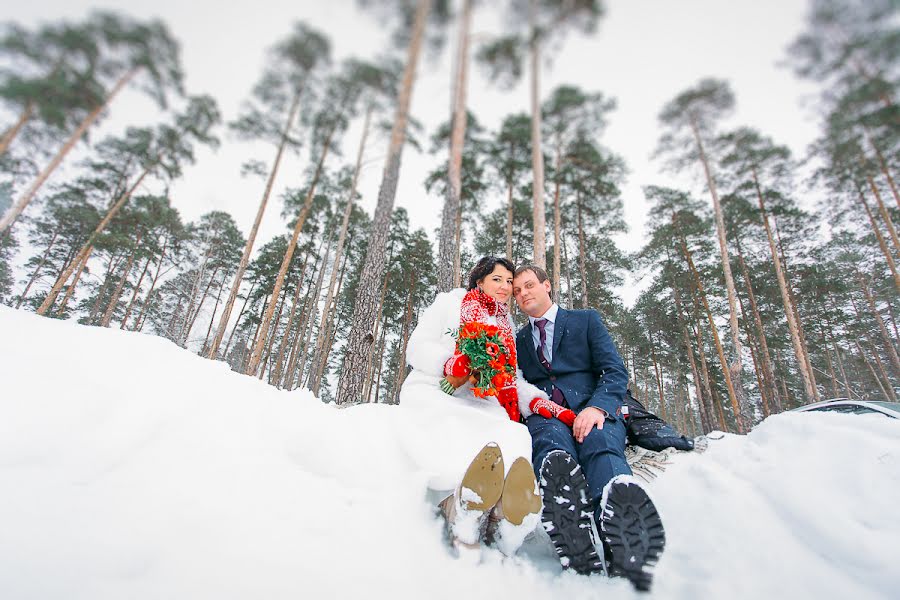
[551, 308, 568, 366]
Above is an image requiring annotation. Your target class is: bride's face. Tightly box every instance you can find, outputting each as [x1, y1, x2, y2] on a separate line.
[478, 264, 514, 304]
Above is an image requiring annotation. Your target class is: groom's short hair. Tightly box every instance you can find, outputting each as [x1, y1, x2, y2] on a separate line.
[514, 264, 550, 290]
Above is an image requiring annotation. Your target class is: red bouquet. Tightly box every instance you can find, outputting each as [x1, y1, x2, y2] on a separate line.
[449, 321, 516, 398]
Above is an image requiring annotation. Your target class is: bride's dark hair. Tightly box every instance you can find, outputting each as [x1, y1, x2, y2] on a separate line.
[467, 256, 516, 291]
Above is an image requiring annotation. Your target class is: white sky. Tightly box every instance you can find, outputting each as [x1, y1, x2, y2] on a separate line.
[5, 0, 821, 306]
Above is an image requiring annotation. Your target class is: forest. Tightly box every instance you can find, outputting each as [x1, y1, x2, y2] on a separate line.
[0, 0, 896, 437]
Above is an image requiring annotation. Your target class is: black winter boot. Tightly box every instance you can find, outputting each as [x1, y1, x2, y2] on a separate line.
[538, 450, 604, 575]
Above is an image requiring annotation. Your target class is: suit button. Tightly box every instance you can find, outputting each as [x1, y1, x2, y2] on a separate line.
[549, 375, 556, 382]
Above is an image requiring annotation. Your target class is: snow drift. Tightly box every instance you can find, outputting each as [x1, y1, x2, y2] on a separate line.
[1, 305, 898, 599]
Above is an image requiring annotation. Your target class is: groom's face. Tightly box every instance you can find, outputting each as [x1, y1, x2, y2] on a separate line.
[513, 269, 553, 317]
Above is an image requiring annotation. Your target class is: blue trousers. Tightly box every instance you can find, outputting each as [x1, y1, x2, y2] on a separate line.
[527, 414, 632, 519]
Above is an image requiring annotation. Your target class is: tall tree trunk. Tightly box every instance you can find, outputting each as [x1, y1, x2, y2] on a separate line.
[278, 249, 314, 388]
[774, 221, 819, 401]
[393, 274, 417, 403]
[101, 234, 141, 327]
[202, 273, 228, 356]
[0, 101, 33, 156]
[551, 137, 562, 301]
[246, 104, 343, 376]
[16, 229, 58, 309]
[866, 131, 900, 210]
[649, 332, 667, 420]
[576, 193, 589, 309]
[737, 291, 769, 419]
[120, 254, 153, 329]
[689, 116, 745, 430]
[272, 278, 304, 388]
[866, 173, 900, 255]
[822, 336, 841, 399]
[242, 296, 269, 374]
[133, 238, 169, 332]
[310, 106, 371, 381]
[859, 275, 900, 377]
[296, 232, 335, 388]
[562, 231, 573, 308]
[183, 265, 221, 346]
[312, 251, 349, 396]
[437, 0, 472, 292]
[206, 86, 305, 359]
[528, 0, 546, 268]
[37, 167, 151, 315]
[0, 68, 140, 233]
[754, 171, 819, 403]
[259, 285, 288, 381]
[224, 282, 257, 358]
[678, 224, 740, 432]
[734, 233, 781, 413]
[56, 245, 93, 316]
[363, 271, 392, 402]
[673, 278, 710, 433]
[506, 182, 514, 260]
[337, 0, 432, 404]
[855, 184, 900, 292]
[89, 252, 124, 325]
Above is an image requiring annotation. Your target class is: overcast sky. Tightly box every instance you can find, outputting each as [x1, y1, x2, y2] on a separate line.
[6, 0, 822, 306]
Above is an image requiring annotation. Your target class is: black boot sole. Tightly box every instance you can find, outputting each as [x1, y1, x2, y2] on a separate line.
[539, 451, 604, 575]
[600, 479, 666, 592]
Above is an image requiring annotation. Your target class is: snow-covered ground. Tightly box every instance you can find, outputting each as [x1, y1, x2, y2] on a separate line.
[1, 305, 898, 600]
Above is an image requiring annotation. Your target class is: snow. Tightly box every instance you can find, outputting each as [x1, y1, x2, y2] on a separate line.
[1, 305, 899, 599]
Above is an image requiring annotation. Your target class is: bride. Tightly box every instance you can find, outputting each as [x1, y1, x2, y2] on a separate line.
[397, 256, 574, 556]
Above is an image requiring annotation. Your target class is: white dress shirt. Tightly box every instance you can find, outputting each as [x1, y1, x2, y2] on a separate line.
[528, 303, 559, 363]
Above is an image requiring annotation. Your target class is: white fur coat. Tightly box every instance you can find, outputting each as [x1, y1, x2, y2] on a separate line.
[396, 289, 546, 491]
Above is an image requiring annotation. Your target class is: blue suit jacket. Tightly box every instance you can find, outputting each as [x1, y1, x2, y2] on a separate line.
[516, 307, 629, 421]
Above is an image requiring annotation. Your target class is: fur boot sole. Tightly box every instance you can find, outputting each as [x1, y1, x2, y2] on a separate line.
[599, 476, 666, 592]
[539, 450, 604, 575]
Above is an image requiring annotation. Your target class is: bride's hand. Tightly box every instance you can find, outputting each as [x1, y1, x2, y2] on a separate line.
[444, 373, 477, 389]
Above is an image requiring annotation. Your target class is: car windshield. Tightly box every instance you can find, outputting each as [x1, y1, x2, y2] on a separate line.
[867, 401, 900, 413]
[811, 405, 875, 415]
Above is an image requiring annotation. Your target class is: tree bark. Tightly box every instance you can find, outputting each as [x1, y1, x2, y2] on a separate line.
[855, 184, 900, 292]
[678, 223, 739, 432]
[576, 193, 589, 309]
[337, 0, 431, 404]
[133, 238, 168, 331]
[551, 136, 562, 302]
[859, 275, 900, 378]
[258, 285, 288, 380]
[437, 0, 472, 293]
[271, 277, 304, 387]
[100, 235, 141, 327]
[16, 229, 58, 309]
[295, 232, 335, 388]
[866, 173, 900, 255]
[37, 167, 151, 315]
[0, 68, 139, 233]
[120, 254, 153, 329]
[206, 86, 305, 359]
[506, 182, 514, 260]
[312, 251, 349, 396]
[247, 104, 343, 376]
[183, 265, 220, 347]
[690, 116, 745, 431]
[734, 232, 781, 413]
[224, 282, 257, 358]
[528, 0, 546, 268]
[202, 273, 228, 356]
[56, 245, 93, 316]
[0, 101, 34, 156]
[754, 172, 818, 403]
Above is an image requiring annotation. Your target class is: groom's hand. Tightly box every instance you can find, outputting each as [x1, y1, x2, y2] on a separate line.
[573, 407, 605, 443]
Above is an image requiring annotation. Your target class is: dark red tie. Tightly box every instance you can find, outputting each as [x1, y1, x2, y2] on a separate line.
[534, 318, 567, 408]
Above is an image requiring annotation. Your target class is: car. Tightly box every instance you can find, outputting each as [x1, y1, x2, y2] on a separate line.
[792, 398, 900, 419]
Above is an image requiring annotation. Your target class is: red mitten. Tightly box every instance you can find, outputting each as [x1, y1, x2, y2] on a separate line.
[443, 353, 471, 377]
[497, 386, 522, 422]
[529, 397, 576, 427]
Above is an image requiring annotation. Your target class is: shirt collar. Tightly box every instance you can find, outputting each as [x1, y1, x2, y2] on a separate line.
[529, 303, 559, 327]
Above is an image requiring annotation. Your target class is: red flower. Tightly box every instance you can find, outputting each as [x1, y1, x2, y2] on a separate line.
[485, 342, 500, 357]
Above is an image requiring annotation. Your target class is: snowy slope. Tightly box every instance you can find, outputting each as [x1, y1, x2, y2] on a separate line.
[1, 305, 898, 600]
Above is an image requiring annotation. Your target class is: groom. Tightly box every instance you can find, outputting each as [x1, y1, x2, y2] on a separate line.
[512, 264, 665, 591]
